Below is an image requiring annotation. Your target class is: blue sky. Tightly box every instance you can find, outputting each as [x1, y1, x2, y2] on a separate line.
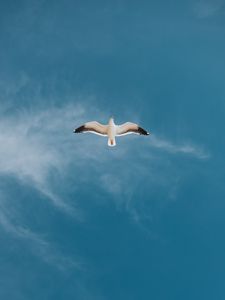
[0, 0, 225, 299]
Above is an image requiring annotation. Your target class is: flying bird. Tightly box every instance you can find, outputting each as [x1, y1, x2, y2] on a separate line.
[74, 117, 150, 147]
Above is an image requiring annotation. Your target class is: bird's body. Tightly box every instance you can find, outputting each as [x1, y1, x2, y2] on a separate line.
[107, 118, 117, 146]
[74, 117, 150, 147]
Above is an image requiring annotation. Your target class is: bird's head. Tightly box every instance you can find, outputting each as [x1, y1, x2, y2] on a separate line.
[109, 116, 114, 124]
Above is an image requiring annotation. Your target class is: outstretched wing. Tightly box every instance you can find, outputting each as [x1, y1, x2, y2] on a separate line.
[74, 121, 108, 136]
[116, 122, 149, 136]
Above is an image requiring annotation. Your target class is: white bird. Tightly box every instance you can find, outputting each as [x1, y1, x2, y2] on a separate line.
[74, 117, 150, 147]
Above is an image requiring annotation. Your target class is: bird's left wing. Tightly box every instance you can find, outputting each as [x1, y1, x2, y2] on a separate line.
[116, 122, 150, 136]
[74, 121, 108, 136]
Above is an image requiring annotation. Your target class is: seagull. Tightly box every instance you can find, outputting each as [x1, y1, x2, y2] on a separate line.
[74, 117, 150, 147]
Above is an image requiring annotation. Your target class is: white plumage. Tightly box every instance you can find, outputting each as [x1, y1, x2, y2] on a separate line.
[74, 117, 150, 147]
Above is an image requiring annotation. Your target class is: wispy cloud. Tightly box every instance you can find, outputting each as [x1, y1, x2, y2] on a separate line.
[0, 101, 102, 267]
[0, 103, 86, 213]
[193, 0, 225, 18]
[0, 196, 80, 270]
[0, 91, 210, 265]
[97, 133, 209, 230]
[149, 134, 210, 159]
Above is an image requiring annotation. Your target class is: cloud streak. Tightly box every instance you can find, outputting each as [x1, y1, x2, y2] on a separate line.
[0, 104, 85, 213]
[0, 102, 93, 268]
[0, 98, 210, 267]
[149, 134, 210, 159]
[0, 195, 80, 270]
[0, 102, 210, 209]
[193, 0, 225, 18]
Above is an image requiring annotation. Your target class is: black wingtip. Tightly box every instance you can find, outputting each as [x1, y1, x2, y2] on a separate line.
[138, 127, 150, 136]
[74, 125, 85, 133]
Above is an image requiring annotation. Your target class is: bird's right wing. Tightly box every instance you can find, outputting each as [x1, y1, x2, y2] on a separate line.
[116, 122, 149, 136]
[74, 121, 108, 136]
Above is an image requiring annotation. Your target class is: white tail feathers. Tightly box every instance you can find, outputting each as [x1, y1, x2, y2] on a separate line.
[108, 138, 116, 147]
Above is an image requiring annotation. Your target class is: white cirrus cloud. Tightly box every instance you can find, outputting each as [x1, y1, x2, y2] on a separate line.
[149, 134, 210, 159]
[0, 99, 210, 266]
